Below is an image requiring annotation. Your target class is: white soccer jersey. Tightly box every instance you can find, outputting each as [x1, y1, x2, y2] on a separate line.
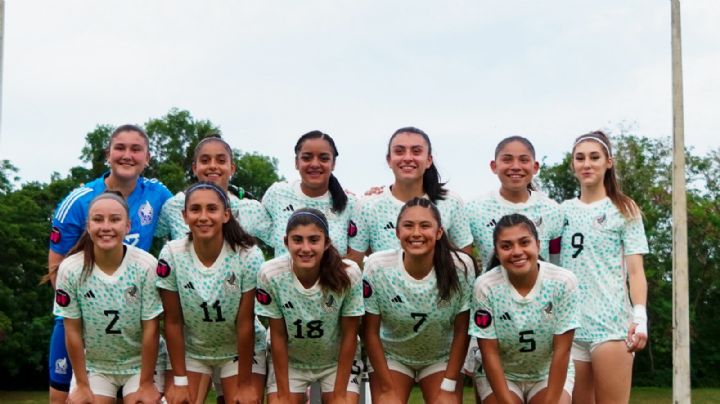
[155, 192, 272, 242]
[469, 262, 580, 382]
[465, 190, 563, 267]
[363, 249, 474, 367]
[559, 197, 649, 343]
[156, 238, 266, 360]
[349, 188, 473, 254]
[53, 246, 163, 375]
[261, 181, 356, 256]
[255, 256, 364, 370]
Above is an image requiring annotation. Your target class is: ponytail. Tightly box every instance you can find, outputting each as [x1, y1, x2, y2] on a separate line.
[294, 131, 348, 213]
[388, 127, 448, 202]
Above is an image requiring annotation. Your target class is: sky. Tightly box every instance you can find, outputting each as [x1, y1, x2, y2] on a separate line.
[1, 0, 718, 200]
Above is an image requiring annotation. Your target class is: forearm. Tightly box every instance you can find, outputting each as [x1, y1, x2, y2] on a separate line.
[627, 255, 647, 306]
[544, 344, 571, 403]
[269, 319, 291, 396]
[478, 339, 514, 403]
[444, 311, 470, 381]
[140, 318, 160, 385]
[48, 250, 64, 289]
[334, 317, 360, 394]
[65, 321, 89, 385]
[236, 318, 255, 384]
[363, 320, 394, 392]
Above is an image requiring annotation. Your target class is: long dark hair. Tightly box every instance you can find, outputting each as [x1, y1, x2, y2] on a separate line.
[396, 197, 473, 301]
[192, 134, 244, 198]
[494, 136, 538, 192]
[387, 127, 448, 202]
[184, 182, 255, 251]
[285, 208, 351, 294]
[486, 213, 540, 271]
[294, 131, 348, 213]
[572, 131, 640, 220]
[67, 191, 130, 283]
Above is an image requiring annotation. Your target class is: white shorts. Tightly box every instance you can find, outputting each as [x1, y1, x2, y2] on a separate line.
[70, 370, 165, 398]
[181, 351, 267, 379]
[571, 340, 631, 362]
[208, 350, 267, 396]
[368, 356, 448, 382]
[266, 357, 363, 395]
[462, 340, 481, 376]
[476, 374, 574, 402]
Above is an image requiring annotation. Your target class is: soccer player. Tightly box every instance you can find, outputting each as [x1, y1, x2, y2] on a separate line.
[47, 124, 172, 403]
[470, 213, 578, 404]
[363, 197, 475, 404]
[155, 134, 272, 402]
[463, 136, 564, 401]
[560, 131, 649, 403]
[53, 192, 163, 404]
[262, 131, 355, 257]
[256, 208, 365, 404]
[348, 127, 472, 265]
[156, 182, 265, 404]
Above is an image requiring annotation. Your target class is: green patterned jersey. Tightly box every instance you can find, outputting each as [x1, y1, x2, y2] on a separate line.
[261, 181, 356, 257]
[255, 256, 364, 370]
[349, 187, 473, 254]
[465, 190, 563, 267]
[469, 262, 579, 382]
[363, 249, 474, 367]
[156, 238, 266, 360]
[559, 197, 648, 342]
[155, 192, 272, 242]
[53, 246, 163, 375]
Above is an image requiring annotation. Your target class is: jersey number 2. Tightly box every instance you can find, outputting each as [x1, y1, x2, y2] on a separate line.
[104, 310, 121, 335]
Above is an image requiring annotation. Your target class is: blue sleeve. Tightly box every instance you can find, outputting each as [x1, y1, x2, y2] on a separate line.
[50, 187, 92, 255]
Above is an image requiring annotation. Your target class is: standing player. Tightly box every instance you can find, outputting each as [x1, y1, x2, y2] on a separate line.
[47, 124, 172, 403]
[156, 182, 265, 404]
[363, 197, 474, 404]
[155, 135, 272, 402]
[262, 131, 355, 257]
[348, 127, 472, 265]
[256, 208, 364, 404]
[463, 136, 564, 401]
[54, 192, 163, 404]
[470, 214, 578, 404]
[561, 131, 649, 403]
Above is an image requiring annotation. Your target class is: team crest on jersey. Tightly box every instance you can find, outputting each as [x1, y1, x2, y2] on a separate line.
[362, 280, 373, 298]
[50, 227, 62, 244]
[256, 289, 272, 305]
[138, 200, 154, 226]
[125, 285, 139, 304]
[534, 216, 545, 232]
[474, 309, 492, 329]
[224, 273, 239, 292]
[348, 220, 358, 237]
[156, 259, 171, 278]
[593, 213, 607, 229]
[321, 294, 338, 313]
[542, 301, 554, 319]
[55, 289, 71, 307]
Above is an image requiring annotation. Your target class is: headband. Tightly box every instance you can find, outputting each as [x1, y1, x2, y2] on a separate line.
[287, 211, 329, 234]
[186, 182, 230, 208]
[89, 191, 129, 215]
[573, 135, 612, 157]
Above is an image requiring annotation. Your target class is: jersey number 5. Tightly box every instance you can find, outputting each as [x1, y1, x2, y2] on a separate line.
[571, 232, 584, 258]
[519, 330, 536, 352]
[104, 310, 121, 335]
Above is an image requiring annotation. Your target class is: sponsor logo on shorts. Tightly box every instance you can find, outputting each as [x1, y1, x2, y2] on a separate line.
[50, 227, 62, 244]
[348, 220, 358, 237]
[156, 259, 171, 278]
[474, 309, 492, 329]
[362, 280, 372, 298]
[55, 289, 71, 307]
[55, 358, 68, 375]
[256, 288, 272, 305]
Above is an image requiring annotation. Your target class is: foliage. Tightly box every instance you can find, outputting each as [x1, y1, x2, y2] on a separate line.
[538, 132, 720, 387]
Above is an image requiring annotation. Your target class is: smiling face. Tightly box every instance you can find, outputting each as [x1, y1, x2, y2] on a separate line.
[494, 223, 540, 279]
[572, 140, 612, 189]
[106, 130, 150, 181]
[491, 140, 539, 194]
[387, 132, 433, 184]
[396, 205, 443, 259]
[183, 189, 231, 242]
[192, 140, 236, 190]
[295, 138, 336, 196]
[87, 198, 130, 252]
[285, 223, 328, 274]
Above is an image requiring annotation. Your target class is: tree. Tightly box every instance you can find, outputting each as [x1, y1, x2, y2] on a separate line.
[232, 152, 283, 199]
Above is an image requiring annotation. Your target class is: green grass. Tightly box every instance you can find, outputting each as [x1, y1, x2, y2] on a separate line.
[3, 387, 719, 403]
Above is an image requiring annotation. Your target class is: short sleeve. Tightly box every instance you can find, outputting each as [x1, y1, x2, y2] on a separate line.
[458, 256, 474, 313]
[50, 192, 88, 255]
[241, 246, 265, 293]
[554, 275, 581, 335]
[447, 201, 473, 249]
[362, 265, 379, 315]
[622, 216, 649, 256]
[141, 259, 164, 320]
[255, 268, 282, 319]
[469, 279, 497, 339]
[53, 265, 81, 319]
[155, 244, 178, 292]
[348, 198, 371, 252]
[236, 199, 273, 244]
[154, 199, 172, 240]
[341, 263, 365, 317]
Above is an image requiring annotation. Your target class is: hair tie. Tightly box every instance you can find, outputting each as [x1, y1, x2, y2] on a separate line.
[573, 135, 611, 157]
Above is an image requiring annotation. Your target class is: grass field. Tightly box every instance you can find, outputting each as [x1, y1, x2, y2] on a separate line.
[2, 387, 718, 403]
